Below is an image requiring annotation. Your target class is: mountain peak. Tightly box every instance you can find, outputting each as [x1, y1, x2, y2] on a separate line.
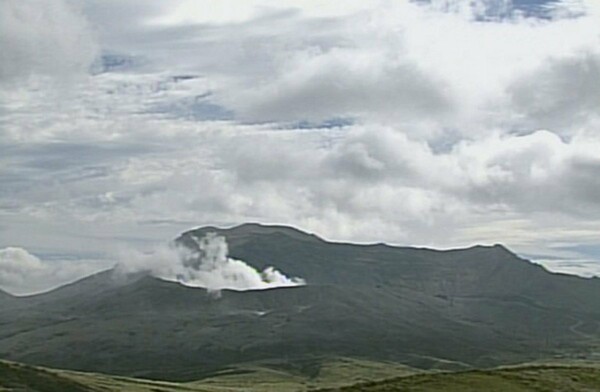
[479, 243, 513, 252]
[491, 243, 513, 253]
[177, 223, 324, 248]
[196, 222, 319, 236]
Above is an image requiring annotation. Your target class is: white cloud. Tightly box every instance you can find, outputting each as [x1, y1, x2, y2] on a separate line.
[0, 0, 97, 84]
[0, 247, 111, 295]
[227, 46, 453, 124]
[0, 247, 45, 287]
[173, 0, 600, 135]
[150, 0, 371, 25]
[1, 116, 600, 267]
[1, 0, 600, 288]
[508, 50, 600, 131]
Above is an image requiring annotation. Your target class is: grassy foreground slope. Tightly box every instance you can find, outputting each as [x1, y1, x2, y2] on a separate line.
[3, 359, 600, 392]
[0, 358, 414, 392]
[189, 357, 418, 391]
[0, 360, 201, 392]
[323, 364, 600, 392]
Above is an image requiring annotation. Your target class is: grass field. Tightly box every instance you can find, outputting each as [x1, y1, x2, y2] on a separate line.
[323, 364, 600, 392]
[0, 358, 415, 392]
[2, 358, 600, 392]
[0, 359, 197, 392]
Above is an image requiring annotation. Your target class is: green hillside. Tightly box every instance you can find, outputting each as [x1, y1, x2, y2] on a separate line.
[0, 360, 197, 392]
[0, 358, 415, 392]
[323, 364, 600, 392]
[2, 359, 600, 392]
[0, 360, 92, 392]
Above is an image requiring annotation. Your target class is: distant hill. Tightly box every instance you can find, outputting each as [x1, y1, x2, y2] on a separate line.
[1, 223, 600, 381]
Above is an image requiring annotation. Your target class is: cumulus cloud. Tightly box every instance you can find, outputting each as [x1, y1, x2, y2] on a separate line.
[1, 117, 600, 274]
[508, 50, 600, 131]
[0, 247, 45, 289]
[116, 233, 305, 292]
[226, 46, 453, 124]
[130, 0, 598, 135]
[1, 0, 600, 280]
[0, 0, 97, 83]
[0, 247, 111, 295]
[4, 1, 599, 136]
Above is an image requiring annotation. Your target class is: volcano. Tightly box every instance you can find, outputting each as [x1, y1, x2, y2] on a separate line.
[1, 223, 599, 381]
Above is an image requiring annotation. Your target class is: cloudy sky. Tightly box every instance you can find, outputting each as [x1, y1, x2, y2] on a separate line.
[1, 0, 600, 294]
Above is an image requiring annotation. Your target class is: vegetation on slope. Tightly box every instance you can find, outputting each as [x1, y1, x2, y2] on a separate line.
[322, 364, 600, 392]
[189, 357, 418, 391]
[3, 359, 600, 392]
[0, 358, 414, 392]
[0, 360, 198, 392]
[0, 360, 92, 392]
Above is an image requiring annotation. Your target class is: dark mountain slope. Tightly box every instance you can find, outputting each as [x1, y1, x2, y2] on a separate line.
[0, 288, 14, 302]
[180, 224, 600, 311]
[0, 360, 94, 392]
[0, 289, 16, 311]
[0, 277, 490, 379]
[0, 224, 599, 381]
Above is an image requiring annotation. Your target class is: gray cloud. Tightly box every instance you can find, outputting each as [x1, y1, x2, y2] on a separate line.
[0, 246, 111, 295]
[227, 47, 453, 123]
[509, 50, 600, 132]
[0, 0, 97, 83]
[1, 0, 600, 291]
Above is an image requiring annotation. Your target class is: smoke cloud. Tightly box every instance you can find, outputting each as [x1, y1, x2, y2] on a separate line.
[116, 233, 305, 292]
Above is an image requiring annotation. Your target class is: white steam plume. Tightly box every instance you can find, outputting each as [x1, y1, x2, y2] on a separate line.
[116, 233, 305, 292]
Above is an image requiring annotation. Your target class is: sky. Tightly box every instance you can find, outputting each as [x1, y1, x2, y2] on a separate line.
[1, 0, 600, 294]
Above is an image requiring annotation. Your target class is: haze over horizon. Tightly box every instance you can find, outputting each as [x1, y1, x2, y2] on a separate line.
[1, 0, 600, 294]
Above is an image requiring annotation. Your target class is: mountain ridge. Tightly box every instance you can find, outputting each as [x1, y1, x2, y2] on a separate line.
[178, 223, 517, 255]
[1, 223, 599, 380]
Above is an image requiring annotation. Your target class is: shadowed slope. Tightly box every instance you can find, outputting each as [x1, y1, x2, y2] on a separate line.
[0, 360, 93, 392]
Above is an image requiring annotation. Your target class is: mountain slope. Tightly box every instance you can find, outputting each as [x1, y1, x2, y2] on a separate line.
[1, 224, 600, 380]
[322, 364, 600, 392]
[0, 288, 14, 303]
[180, 224, 600, 309]
[0, 359, 203, 392]
[0, 360, 94, 392]
[0, 357, 417, 392]
[0, 289, 17, 313]
[2, 358, 600, 392]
